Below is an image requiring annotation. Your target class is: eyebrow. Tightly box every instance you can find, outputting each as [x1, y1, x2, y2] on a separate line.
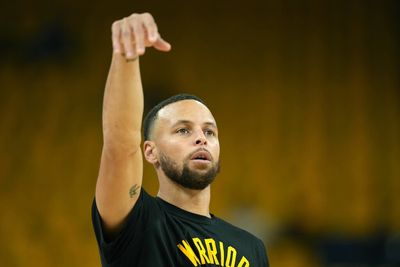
[171, 120, 217, 128]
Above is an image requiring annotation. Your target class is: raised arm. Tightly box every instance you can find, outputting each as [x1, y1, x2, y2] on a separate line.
[95, 13, 171, 235]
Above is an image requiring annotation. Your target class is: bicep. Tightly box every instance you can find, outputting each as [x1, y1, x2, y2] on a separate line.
[95, 145, 143, 234]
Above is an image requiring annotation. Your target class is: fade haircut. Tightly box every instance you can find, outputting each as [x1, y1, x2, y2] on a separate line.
[143, 93, 206, 141]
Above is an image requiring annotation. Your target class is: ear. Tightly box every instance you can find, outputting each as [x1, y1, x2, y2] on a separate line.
[143, 140, 158, 165]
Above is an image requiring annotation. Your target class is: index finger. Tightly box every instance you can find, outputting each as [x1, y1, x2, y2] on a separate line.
[142, 13, 158, 42]
[130, 18, 145, 55]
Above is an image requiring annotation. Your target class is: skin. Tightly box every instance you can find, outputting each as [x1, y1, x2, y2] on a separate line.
[95, 12, 219, 236]
[144, 100, 220, 217]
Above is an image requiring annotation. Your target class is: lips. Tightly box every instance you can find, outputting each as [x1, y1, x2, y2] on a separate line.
[190, 150, 212, 161]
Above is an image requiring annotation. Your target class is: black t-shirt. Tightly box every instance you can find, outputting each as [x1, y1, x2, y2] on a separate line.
[92, 189, 269, 267]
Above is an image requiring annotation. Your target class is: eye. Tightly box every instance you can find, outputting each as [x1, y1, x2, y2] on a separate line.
[204, 129, 216, 136]
[177, 128, 190, 135]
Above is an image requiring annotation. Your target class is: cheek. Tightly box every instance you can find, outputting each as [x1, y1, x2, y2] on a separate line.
[211, 140, 220, 159]
[158, 137, 186, 159]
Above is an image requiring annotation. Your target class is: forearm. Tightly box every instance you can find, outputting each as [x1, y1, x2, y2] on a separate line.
[95, 12, 170, 233]
[102, 53, 143, 151]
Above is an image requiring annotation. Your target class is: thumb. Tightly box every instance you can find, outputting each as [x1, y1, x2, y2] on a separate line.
[153, 37, 171, 52]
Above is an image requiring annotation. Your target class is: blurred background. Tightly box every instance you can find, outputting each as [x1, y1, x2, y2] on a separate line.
[0, 0, 399, 266]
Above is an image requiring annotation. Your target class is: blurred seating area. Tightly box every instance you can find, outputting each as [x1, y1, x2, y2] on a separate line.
[0, 1, 398, 266]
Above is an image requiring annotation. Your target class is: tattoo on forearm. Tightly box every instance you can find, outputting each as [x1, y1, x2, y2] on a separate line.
[129, 184, 140, 198]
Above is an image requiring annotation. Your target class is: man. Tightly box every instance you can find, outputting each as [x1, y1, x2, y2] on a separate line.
[92, 12, 269, 267]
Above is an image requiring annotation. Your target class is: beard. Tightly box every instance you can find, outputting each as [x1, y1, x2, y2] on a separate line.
[159, 151, 220, 190]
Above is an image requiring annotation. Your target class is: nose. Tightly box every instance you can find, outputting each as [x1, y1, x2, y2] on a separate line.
[194, 131, 207, 146]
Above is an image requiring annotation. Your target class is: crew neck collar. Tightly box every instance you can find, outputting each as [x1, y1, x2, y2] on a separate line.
[155, 196, 215, 225]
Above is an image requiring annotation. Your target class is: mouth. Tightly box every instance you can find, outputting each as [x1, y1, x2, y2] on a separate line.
[190, 150, 212, 162]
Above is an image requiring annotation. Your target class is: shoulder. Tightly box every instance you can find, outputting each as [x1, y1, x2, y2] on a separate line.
[213, 216, 264, 245]
[212, 216, 269, 265]
[92, 188, 161, 241]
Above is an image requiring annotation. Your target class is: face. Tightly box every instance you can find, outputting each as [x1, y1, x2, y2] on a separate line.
[146, 100, 220, 190]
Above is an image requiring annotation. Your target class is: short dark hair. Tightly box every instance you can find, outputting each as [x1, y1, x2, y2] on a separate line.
[143, 93, 206, 141]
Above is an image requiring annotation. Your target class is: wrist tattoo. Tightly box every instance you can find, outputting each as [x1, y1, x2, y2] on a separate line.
[129, 184, 140, 198]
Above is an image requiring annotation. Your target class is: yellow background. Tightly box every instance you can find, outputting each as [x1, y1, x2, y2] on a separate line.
[0, 0, 398, 266]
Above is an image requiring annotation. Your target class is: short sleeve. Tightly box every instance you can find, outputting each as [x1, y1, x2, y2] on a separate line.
[254, 238, 269, 267]
[91, 188, 157, 265]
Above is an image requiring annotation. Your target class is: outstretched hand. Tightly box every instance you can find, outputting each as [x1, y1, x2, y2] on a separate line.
[111, 13, 171, 60]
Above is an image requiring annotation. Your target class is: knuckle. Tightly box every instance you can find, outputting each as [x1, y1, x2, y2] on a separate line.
[143, 12, 152, 19]
[111, 21, 119, 31]
[129, 13, 139, 20]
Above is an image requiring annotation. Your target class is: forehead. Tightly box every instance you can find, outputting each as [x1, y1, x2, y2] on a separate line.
[157, 99, 216, 128]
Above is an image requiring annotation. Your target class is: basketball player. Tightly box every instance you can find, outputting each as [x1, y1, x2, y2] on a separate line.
[92, 12, 269, 267]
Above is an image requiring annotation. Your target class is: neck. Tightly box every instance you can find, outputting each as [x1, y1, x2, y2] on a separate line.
[157, 174, 211, 218]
